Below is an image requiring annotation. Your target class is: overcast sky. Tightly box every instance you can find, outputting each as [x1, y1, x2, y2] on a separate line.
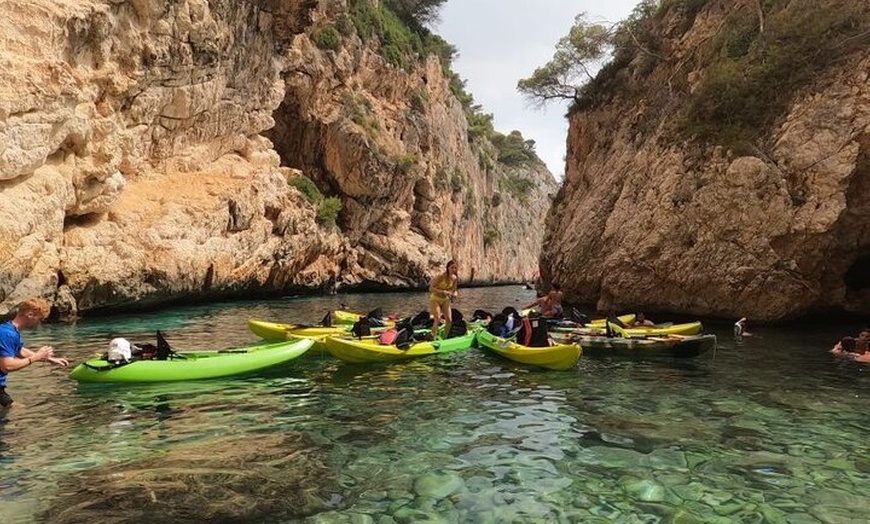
[436, 0, 640, 178]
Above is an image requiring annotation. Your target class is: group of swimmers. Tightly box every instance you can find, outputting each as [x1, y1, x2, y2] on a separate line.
[831, 327, 870, 363]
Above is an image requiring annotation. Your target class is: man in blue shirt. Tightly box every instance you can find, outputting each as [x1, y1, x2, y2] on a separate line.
[0, 298, 69, 407]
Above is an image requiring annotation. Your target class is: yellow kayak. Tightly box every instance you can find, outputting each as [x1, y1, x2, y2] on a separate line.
[248, 319, 385, 344]
[332, 310, 396, 327]
[551, 320, 701, 337]
[476, 330, 581, 371]
[587, 314, 636, 327]
[606, 321, 702, 338]
[248, 320, 297, 341]
[323, 331, 477, 364]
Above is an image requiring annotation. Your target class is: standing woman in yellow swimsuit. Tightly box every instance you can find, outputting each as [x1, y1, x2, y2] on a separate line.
[429, 260, 458, 340]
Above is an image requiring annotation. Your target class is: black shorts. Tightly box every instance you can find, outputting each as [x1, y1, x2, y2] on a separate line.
[0, 387, 13, 407]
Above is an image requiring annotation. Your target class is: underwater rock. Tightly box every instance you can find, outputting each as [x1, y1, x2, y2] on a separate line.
[412, 470, 463, 500]
[40, 433, 337, 523]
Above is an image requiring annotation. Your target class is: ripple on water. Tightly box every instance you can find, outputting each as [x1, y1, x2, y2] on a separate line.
[3, 289, 869, 523]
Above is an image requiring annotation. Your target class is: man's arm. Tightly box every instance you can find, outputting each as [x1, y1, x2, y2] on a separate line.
[0, 346, 54, 373]
[0, 355, 35, 373]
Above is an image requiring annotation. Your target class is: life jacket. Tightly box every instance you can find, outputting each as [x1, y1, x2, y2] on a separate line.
[379, 328, 399, 345]
[394, 327, 414, 349]
[388, 320, 415, 349]
[515, 316, 549, 347]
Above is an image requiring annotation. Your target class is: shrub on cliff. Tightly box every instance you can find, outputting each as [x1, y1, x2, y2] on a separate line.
[500, 173, 536, 203]
[311, 25, 341, 51]
[289, 175, 322, 204]
[316, 197, 343, 226]
[483, 228, 500, 247]
[288, 175, 343, 227]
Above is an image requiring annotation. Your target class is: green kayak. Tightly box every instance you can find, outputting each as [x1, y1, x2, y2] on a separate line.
[69, 338, 314, 383]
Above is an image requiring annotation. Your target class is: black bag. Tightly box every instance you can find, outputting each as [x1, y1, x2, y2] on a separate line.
[392, 320, 415, 349]
[501, 306, 520, 318]
[451, 308, 464, 322]
[410, 310, 433, 328]
[472, 309, 492, 321]
[487, 313, 509, 337]
[351, 317, 371, 338]
[447, 318, 467, 338]
[133, 342, 158, 360]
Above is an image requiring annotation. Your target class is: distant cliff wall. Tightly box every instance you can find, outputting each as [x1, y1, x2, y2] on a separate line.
[0, 0, 554, 317]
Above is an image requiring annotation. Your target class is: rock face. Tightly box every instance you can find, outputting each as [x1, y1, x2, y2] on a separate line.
[541, 0, 870, 321]
[0, 0, 554, 317]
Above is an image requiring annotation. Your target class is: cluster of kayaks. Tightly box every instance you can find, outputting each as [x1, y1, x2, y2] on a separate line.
[69, 309, 716, 383]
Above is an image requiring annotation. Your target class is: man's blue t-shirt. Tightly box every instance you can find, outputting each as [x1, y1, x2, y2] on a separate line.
[0, 321, 23, 387]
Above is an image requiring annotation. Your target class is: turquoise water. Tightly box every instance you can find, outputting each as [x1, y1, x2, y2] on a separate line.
[1, 287, 868, 523]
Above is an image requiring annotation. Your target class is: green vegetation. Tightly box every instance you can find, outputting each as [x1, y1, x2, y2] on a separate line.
[500, 173, 536, 203]
[678, 0, 870, 145]
[288, 175, 321, 204]
[434, 168, 450, 191]
[316, 197, 343, 225]
[348, 0, 452, 70]
[464, 102, 494, 140]
[288, 175, 343, 227]
[519, 0, 869, 148]
[311, 25, 341, 51]
[450, 168, 464, 193]
[491, 131, 539, 166]
[410, 88, 429, 112]
[517, 13, 612, 106]
[396, 154, 417, 173]
[385, 0, 448, 28]
[483, 228, 500, 248]
[342, 92, 380, 137]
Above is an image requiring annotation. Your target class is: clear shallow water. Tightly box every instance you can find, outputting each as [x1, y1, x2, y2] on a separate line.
[1, 287, 868, 523]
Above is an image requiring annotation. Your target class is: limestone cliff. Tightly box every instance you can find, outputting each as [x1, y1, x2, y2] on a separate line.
[541, 0, 869, 321]
[0, 0, 555, 317]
